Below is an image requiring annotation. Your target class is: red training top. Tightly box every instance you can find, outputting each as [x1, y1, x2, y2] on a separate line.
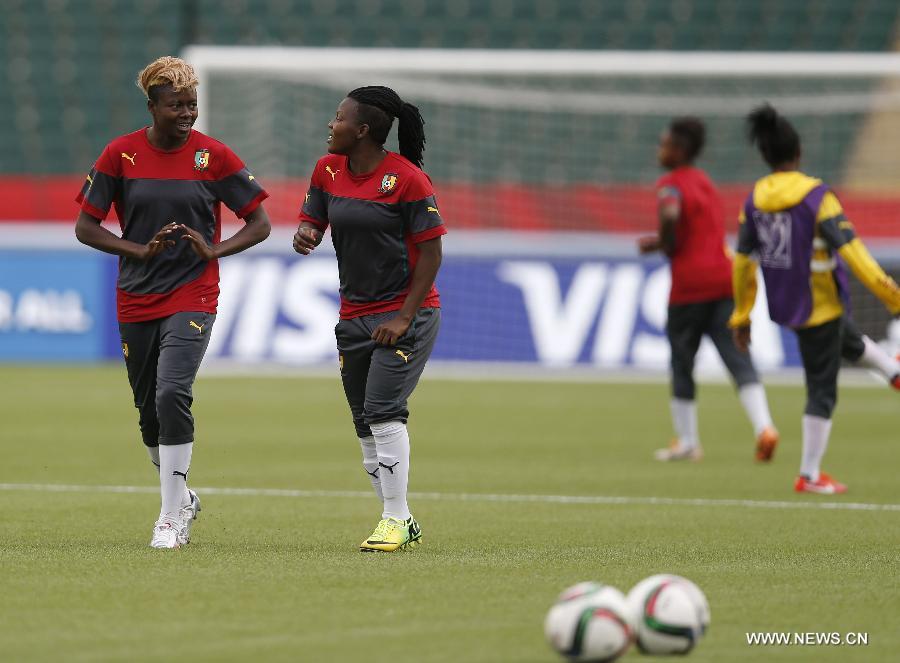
[298, 152, 447, 319]
[76, 128, 268, 322]
[656, 166, 733, 305]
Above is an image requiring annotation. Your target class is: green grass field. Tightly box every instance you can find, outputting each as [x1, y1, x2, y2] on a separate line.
[1, 365, 898, 662]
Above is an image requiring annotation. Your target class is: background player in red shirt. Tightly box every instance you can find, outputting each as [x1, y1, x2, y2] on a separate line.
[638, 117, 779, 463]
[293, 86, 444, 553]
[74, 57, 271, 548]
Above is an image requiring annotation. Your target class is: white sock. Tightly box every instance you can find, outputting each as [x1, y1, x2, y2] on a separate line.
[359, 435, 383, 503]
[800, 415, 832, 482]
[670, 399, 699, 449]
[148, 446, 160, 471]
[738, 383, 775, 435]
[858, 335, 900, 379]
[369, 420, 411, 521]
[159, 443, 193, 519]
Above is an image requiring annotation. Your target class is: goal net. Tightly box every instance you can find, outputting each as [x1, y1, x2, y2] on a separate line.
[184, 47, 900, 367]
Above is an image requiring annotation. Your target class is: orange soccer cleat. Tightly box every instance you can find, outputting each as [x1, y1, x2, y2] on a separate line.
[794, 472, 847, 495]
[755, 426, 780, 462]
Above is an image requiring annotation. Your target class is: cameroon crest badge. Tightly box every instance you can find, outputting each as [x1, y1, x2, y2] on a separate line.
[378, 173, 398, 194]
[194, 149, 210, 171]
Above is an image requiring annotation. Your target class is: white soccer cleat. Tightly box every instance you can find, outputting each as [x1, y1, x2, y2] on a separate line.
[177, 489, 201, 546]
[149, 517, 182, 549]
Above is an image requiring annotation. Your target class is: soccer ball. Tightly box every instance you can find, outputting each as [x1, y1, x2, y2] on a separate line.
[544, 582, 633, 662]
[625, 574, 709, 655]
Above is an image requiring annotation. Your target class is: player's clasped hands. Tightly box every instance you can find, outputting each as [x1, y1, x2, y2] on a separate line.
[140, 222, 217, 261]
[141, 222, 178, 260]
[178, 223, 217, 260]
[293, 226, 323, 255]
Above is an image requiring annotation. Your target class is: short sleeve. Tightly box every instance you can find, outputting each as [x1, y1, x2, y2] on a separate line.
[212, 146, 268, 219]
[298, 161, 329, 231]
[400, 170, 447, 244]
[657, 184, 681, 207]
[76, 146, 120, 220]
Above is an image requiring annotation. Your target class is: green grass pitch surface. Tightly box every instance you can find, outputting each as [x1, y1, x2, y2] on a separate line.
[1, 365, 897, 662]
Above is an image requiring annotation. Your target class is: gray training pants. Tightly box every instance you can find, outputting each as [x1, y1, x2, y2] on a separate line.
[119, 311, 215, 447]
[335, 308, 441, 438]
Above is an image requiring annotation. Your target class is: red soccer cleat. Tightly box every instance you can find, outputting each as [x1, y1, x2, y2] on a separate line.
[794, 472, 847, 495]
[755, 426, 779, 462]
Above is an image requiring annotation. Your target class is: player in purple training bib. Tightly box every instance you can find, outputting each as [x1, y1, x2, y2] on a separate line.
[730, 104, 900, 495]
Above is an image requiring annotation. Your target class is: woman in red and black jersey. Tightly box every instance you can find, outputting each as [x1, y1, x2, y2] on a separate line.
[293, 86, 445, 553]
[74, 56, 271, 549]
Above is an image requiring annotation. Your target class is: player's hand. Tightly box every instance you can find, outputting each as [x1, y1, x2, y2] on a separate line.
[733, 325, 752, 353]
[637, 235, 660, 254]
[178, 224, 216, 260]
[138, 222, 178, 260]
[293, 226, 323, 255]
[372, 314, 412, 346]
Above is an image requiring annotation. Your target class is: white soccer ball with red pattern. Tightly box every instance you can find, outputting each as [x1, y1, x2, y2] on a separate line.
[625, 574, 709, 655]
[544, 582, 633, 662]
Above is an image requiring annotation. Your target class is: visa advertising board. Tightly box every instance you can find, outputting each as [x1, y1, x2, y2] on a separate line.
[0, 241, 802, 370]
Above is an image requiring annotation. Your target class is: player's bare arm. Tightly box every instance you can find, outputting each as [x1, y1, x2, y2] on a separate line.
[372, 236, 442, 345]
[75, 211, 177, 261]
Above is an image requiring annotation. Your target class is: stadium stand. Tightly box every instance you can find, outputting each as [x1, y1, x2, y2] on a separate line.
[1, 0, 898, 177]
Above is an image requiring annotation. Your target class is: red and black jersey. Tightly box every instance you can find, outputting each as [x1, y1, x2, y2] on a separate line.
[299, 152, 447, 319]
[656, 166, 733, 305]
[76, 128, 268, 322]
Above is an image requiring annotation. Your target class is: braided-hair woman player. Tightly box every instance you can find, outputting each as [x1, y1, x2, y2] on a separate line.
[294, 86, 445, 551]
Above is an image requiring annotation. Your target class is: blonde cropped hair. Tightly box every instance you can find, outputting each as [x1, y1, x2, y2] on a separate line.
[136, 56, 199, 99]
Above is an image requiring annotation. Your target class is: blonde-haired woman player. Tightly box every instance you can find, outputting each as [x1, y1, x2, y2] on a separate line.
[75, 56, 271, 548]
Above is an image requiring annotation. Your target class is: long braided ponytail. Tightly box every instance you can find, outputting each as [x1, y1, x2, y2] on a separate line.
[347, 86, 426, 167]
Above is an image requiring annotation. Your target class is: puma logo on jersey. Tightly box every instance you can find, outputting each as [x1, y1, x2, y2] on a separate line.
[427, 206, 439, 213]
[395, 350, 411, 363]
[248, 174, 255, 181]
[121, 152, 136, 166]
[326, 165, 340, 181]
[189, 320, 204, 334]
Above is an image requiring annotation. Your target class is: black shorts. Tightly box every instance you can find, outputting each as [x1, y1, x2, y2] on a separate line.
[335, 308, 440, 438]
[666, 298, 759, 400]
[795, 315, 865, 418]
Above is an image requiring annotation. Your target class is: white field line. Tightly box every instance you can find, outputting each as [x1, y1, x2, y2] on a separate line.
[1, 483, 898, 513]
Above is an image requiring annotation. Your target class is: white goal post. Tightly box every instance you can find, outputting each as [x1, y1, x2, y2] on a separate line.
[184, 47, 900, 133]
